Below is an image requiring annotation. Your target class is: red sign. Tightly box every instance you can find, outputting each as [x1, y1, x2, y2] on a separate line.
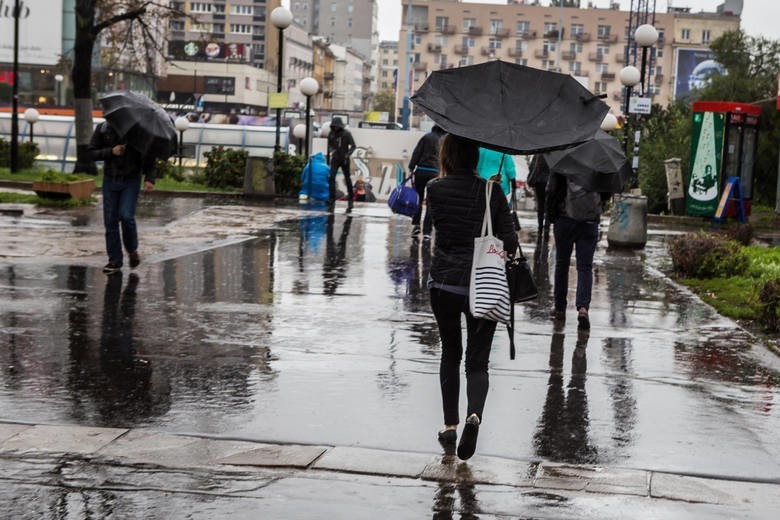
[0, 71, 15, 85]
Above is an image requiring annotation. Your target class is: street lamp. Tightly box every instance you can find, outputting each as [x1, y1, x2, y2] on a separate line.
[174, 116, 190, 168]
[293, 123, 306, 156]
[271, 6, 292, 153]
[600, 113, 618, 132]
[299, 76, 319, 161]
[634, 24, 659, 96]
[619, 65, 640, 158]
[23, 108, 39, 143]
[54, 74, 64, 106]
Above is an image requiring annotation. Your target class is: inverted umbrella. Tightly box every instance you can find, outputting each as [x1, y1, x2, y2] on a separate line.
[410, 60, 609, 154]
[543, 130, 629, 193]
[100, 91, 177, 160]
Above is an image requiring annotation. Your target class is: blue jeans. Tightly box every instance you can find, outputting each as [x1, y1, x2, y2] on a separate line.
[553, 217, 598, 311]
[102, 177, 141, 266]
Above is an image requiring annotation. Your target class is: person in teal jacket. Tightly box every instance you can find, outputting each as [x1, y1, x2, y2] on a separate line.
[476, 147, 519, 229]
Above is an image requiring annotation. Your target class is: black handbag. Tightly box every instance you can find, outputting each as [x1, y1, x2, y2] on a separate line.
[505, 247, 538, 360]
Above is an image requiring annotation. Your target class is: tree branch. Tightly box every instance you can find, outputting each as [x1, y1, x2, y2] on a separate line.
[93, 5, 149, 35]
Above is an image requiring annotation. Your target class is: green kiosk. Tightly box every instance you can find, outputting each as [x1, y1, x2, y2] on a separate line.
[686, 101, 760, 220]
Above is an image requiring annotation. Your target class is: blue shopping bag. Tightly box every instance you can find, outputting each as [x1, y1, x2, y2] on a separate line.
[387, 174, 419, 217]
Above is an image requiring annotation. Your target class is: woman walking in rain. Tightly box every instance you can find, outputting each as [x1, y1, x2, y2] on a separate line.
[426, 134, 518, 460]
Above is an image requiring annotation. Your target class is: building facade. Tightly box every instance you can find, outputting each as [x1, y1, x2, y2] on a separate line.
[397, 0, 740, 124]
[378, 41, 399, 92]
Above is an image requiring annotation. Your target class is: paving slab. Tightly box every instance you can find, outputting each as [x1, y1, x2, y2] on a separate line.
[218, 443, 329, 469]
[535, 462, 649, 496]
[0, 423, 31, 445]
[312, 446, 435, 478]
[0, 424, 126, 454]
[651, 472, 780, 507]
[421, 454, 536, 487]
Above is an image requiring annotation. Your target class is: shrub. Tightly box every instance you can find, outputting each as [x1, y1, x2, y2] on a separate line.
[273, 151, 306, 196]
[202, 146, 248, 189]
[668, 231, 750, 279]
[757, 278, 780, 332]
[0, 138, 40, 169]
[719, 223, 753, 246]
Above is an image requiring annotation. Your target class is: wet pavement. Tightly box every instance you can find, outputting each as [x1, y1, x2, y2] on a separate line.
[1, 193, 779, 517]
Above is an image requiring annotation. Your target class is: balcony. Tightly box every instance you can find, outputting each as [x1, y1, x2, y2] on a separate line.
[534, 49, 549, 59]
[544, 30, 559, 39]
[588, 52, 605, 62]
[490, 27, 510, 38]
[439, 25, 456, 35]
[414, 23, 429, 33]
[597, 33, 618, 43]
[601, 72, 616, 81]
[427, 43, 442, 53]
[323, 72, 334, 80]
[454, 45, 470, 55]
[414, 61, 428, 71]
[508, 48, 523, 57]
[573, 32, 591, 42]
[516, 30, 537, 40]
[561, 50, 576, 60]
[481, 47, 501, 56]
[467, 26, 483, 37]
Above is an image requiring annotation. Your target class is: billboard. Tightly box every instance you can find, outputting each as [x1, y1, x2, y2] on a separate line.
[0, 1, 62, 65]
[674, 48, 725, 100]
[169, 41, 248, 62]
[686, 110, 725, 216]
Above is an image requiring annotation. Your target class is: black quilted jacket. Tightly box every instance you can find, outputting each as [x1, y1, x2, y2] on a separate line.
[427, 170, 519, 287]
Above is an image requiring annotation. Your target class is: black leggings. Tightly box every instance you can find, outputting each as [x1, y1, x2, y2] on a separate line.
[430, 288, 497, 426]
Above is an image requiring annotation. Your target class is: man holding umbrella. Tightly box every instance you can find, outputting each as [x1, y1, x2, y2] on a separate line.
[90, 91, 176, 274]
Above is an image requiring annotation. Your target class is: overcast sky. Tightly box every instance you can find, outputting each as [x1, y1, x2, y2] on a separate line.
[372, 0, 778, 42]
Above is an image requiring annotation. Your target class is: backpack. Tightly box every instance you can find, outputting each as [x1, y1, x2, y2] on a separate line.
[564, 180, 602, 222]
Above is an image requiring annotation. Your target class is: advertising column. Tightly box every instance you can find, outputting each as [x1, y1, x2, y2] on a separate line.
[686, 110, 725, 216]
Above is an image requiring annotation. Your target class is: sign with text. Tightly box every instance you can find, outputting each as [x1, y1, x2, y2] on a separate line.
[269, 92, 288, 109]
[203, 76, 235, 95]
[628, 97, 651, 114]
[0, 1, 62, 65]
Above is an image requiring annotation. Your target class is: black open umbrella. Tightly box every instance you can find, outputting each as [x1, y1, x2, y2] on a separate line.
[543, 130, 629, 193]
[100, 91, 177, 160]
[410, 60, 609, 154]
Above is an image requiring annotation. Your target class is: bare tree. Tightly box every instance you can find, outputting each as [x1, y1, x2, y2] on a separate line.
[72, 1, 185, 173]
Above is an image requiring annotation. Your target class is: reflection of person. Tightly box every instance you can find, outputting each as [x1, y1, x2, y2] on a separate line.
[534, 330, 596, 463]
[527, 154, 551, 236]
[426, 133, 519, 461]
[323, 214, 353, 295]
[546, 171, 608, 329]
[327, 117, 356, 203]
[89, 120, 156, 274]
[408, 125, 445, 239]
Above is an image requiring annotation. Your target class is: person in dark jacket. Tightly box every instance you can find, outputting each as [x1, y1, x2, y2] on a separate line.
[89, 120, 156, 274]
[426, 133, 519, 461]
[408, 124, 445, 239]
[527, 154, 551, 237]
[327, 117, 356, 204]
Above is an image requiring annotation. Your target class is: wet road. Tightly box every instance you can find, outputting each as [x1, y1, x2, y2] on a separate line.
[1, 196, 778, 483]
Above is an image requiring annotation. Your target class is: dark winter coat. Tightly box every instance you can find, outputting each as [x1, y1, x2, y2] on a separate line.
[427, 170, 519, 287]
[88, 121, 156, 183]
[327, 127, 356, 164]
[408, 127, 445, 172]
[526, 154, 550, 187]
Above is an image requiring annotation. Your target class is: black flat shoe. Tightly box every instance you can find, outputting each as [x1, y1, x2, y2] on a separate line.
[438, 428, 457, 445]
[457, 415, 480, 460]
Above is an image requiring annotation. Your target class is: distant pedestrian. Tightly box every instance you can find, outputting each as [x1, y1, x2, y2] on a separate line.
[89, 120, 156, 274]
[426, 133, 519, 460]
[546, 170, 610, 329]
[477, 147, 519, 229]
[327, 117, 356, 204]
[408, 124, 445, 239]
[527, 154, 551, 237]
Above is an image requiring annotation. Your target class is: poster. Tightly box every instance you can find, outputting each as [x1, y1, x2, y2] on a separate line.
[686, 111, 725, 216]
[674, 48, 725, 100]
[0, 1, 62, 65]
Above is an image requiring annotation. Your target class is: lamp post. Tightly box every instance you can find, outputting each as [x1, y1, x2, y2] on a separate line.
[271, 6, 292, 153]
[23, 108, 39, 143]
[292, 124, 306, 156]
[174, 116, 190, 168]
[10, 0, 20, 172]
[619, 65, 640, 160]
[54, 74, 64, 106]
[600, 113, 618, 132]
[299, 77, 319, 161]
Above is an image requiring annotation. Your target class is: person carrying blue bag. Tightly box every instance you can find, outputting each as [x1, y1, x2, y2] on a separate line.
[408, 125, 445, 240]
[299, 152, 331, 202]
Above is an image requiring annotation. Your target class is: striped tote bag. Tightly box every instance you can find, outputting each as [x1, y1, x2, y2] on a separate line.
[469, 181, 511, 323]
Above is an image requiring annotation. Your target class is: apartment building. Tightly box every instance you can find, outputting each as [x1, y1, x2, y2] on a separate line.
[378, 41, 399, 92]
[397, 0, 740, 122]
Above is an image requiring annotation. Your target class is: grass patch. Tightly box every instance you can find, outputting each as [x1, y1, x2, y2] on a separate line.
[153, 176, 238, 193]
[0, 167, 46, 182]
[680, 276, 761, 320]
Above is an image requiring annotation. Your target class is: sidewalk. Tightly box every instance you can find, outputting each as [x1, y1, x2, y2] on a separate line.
[1, 421, 778, 519]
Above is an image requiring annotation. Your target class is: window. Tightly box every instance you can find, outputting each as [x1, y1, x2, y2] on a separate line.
[459, 55, 474, 66]
[594, 81, 607, 93]
[597, 24, 611, 38]
[516, 21, 530, 35]
[569, 61, 581, 74]
[489, 19, 503, 34]
[461, 36, 475, 48]
[170, 20, 185, 30]
[190, 2, 212, 13]
[190, 22, 212, 32]
[463, 18, 476, 31]
[515, 40, 528, 52]
[542, 59, 556, 70]
[488, 37, 501, 50]
[381, 70, 387, 77]
[435, 35, 448, 46]
[439, 54, 448, 67]
[681, 28, 690, 39]
[657, 48, 664, 58]
[569, 42, 583, 53]
[515, 58, 528, 66]
[596, 62, 609, 73]
[702, 30, 711, 43]
[435, 16, 449, 31]
[230, 24, 251, 34]
[655, 66, 663, 75]
[570, 23, 584, 35]
[544, 22, 557, 35]
[382, 59, 388, 65]
[414, 34, 421, 45]
[543, 41, 556, 53]
[229, 4, 252, 15]
[597, 44, 610, 56]
[213, 4, 224, 13]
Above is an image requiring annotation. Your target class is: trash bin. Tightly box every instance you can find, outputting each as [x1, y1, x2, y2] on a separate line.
[607, 193, 648, 249]
[243, 156, 275, 195]
[664, 158, 685, 215]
